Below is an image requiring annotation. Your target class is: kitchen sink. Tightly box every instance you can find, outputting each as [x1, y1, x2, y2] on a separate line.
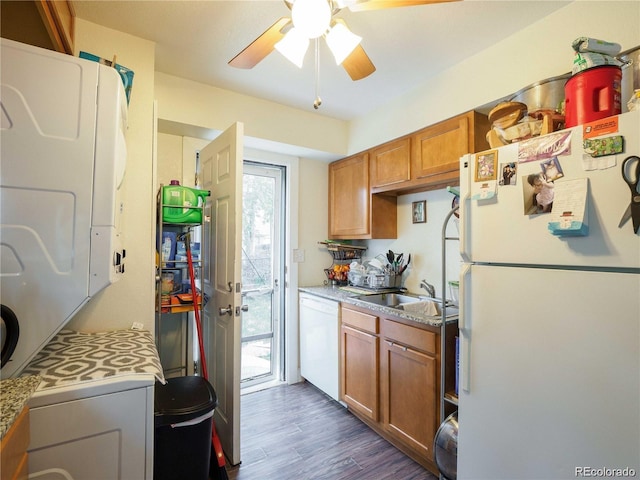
[353, 293, 421, 307]
[397, 300, 459, 318]
[354, 293, 459, 318]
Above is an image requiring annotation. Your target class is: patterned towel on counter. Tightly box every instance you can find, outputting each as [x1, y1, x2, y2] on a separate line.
[23, 329, 165, 390]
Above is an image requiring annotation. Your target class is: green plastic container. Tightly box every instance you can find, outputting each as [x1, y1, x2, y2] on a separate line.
[162, 181, 210, 224]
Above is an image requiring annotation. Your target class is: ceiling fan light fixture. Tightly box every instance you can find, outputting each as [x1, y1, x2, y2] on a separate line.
[325, 23, 362, 65]
[275, 27, 309, 67]
[291, 0, 332, 39]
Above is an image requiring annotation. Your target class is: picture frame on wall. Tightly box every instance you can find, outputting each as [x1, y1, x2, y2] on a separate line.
[412, 200, 426, 224]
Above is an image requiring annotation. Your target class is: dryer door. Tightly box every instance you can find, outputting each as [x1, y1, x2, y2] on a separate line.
[1, 305, 19, 367]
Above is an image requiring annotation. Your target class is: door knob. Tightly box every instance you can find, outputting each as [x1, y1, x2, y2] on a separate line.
[219, 305, 232, 316]
[236, 305, 249, 316]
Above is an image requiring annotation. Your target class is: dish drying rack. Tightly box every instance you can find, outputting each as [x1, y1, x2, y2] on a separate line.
[319, 241, 367, 286]
[347, 271, 403, 290]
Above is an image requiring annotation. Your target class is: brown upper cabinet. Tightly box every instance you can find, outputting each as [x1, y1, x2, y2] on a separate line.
[328, 152, 397, 240]
[410, 111, 490, 189]
[328, 110, 488, 239]
[1, 1, 75, 55]
[369, 136, 411, 189]
[371, 111, 490, 195]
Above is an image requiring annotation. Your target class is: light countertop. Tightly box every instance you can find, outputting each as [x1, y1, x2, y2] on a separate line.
[0, 374, 41, 439]
[299, 285, 458, 327]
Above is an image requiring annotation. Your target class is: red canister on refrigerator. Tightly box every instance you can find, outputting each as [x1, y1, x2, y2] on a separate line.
[564, 65, 622, 127]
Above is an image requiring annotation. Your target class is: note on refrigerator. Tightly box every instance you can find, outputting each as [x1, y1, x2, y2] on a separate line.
[548, 178, 589, 236]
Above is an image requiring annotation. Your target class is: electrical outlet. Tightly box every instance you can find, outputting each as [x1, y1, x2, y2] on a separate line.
[293, 249, 305, 263]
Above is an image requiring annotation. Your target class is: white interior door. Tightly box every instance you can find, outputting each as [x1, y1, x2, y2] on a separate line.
[200, 122, 243, 465]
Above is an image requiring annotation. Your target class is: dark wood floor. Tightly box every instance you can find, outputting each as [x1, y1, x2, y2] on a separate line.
[224, 381, 438, 480]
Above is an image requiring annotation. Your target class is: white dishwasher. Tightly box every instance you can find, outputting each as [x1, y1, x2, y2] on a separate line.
[299, 293, 340, 402]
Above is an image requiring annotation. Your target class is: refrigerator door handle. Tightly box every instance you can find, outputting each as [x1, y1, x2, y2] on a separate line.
[461, 330, 471, 393]
[459, 264, 471, 331]
[460, 263, 472, 392]
[459, 155, 471, 263]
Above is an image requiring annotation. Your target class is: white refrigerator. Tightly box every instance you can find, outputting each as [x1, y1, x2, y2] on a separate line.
[457, 110, 640, 479]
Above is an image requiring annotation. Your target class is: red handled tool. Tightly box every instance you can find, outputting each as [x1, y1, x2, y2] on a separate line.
[184, 233, 229, 480]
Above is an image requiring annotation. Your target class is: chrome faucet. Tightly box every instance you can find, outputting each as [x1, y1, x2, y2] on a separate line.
[420, 280, 435, 298]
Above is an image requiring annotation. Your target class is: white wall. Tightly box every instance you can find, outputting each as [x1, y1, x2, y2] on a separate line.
[157, 133, 184, 187]
[365, 190, 462, 299]
[154, 72, 349, 159]
[297, 158, 332, 287]
[67, 19, 156, 332]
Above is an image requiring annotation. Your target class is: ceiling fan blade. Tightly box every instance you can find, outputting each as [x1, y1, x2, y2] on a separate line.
[348, 0, 460, 11]
[342, 44, 376, 81]
[229, 17, 292, 69]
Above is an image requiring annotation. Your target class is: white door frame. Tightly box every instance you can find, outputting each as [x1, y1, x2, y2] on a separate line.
[244, 148, 301, 386]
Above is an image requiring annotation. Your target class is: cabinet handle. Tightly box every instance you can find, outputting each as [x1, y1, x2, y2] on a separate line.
[386, 341, 408, 352]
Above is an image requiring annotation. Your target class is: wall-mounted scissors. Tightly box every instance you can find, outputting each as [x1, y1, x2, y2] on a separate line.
[619, 155, 640, 234]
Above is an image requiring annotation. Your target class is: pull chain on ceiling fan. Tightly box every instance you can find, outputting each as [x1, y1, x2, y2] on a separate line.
[314, 39, 322, 109]
[229, 0, 459, 81]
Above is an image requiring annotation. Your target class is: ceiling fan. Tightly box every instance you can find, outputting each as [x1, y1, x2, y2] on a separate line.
[228, 0, 460, 81]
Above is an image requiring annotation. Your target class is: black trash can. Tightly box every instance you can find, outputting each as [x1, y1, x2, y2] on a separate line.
[154, 376, 218, 480]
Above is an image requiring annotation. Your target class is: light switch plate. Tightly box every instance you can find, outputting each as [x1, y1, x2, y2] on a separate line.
[293, 249, 305, 263]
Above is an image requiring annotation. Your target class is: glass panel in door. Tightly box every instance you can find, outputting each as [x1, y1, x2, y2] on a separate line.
[240, 163, 284, 386]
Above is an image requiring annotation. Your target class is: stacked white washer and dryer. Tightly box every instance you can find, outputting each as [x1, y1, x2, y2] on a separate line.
[1, 38, 159, 479]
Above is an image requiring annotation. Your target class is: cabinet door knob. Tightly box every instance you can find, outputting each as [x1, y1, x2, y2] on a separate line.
[219, 305, 233, 316]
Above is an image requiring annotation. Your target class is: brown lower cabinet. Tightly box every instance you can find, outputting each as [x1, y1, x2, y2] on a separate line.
[381, 318, 438, 464]
[341, 304, 454, 475]
[0, 407, 30, 480]
[341, 307, 380, 421]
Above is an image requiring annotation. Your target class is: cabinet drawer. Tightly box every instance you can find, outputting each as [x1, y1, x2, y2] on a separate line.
[342, 307, 379, 334]
[383, 319, 436, 354]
